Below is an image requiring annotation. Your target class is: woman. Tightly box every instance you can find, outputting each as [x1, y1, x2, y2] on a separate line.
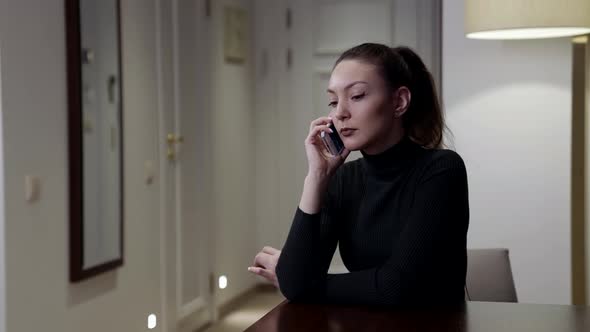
[248, 43, 469, 306]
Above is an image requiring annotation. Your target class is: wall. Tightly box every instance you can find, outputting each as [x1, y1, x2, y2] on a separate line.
[443, 0, 572, 304]
[253, 0, 284, 254]
[0, 1, 163, 331]
[0, 37, 6, 332]
[586, 38, 590, 306]
[0, 0, 262, 330]
[210, 0, 259, 307]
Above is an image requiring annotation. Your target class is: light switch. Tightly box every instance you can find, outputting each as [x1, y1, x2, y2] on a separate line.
[25, 175, 40, 202]
[145, 161, 155, 185]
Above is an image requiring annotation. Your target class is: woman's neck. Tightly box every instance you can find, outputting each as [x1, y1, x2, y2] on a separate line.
[362, 124, 405, 155]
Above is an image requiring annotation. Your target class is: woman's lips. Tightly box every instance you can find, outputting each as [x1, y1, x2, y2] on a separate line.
[340, 128, 356, 137]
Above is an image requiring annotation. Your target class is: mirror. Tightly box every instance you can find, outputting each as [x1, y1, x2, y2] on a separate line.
[66, 0, 123, 282]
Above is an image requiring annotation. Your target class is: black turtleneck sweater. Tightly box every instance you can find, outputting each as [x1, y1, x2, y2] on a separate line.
[275, 136, 469, 306]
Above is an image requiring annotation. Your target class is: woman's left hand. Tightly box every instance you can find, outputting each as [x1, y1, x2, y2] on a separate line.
[248, 246, 281, 288]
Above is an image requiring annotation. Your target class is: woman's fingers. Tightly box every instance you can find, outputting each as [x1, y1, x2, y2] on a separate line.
[309, 117, 333, 131]
[248, 266, 267, 279]
[247, 266, 278, 287]
[306, 123, 333, 144]
[253, 252, 273, 268]
[256, 268, 276, 281]
[262, 246, 280, 255]
[248, 266, 274, 278]
[247, 266, 263, 274]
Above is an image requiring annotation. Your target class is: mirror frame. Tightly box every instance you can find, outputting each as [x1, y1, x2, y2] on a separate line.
[65, 0, 124, 282]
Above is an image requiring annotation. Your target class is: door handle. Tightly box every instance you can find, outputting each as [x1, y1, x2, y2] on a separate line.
[166, 133, 184, 161]
[167, 133, 184, 145]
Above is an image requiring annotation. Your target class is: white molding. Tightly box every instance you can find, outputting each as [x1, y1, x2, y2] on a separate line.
[171, 0, 184, 317]
[178, 297, 206, 321]
[156, 0, 215, 329]
[171, 0, 214, 328]
[314, 48, 350, 56]
[391, 0, 442, 90]
[0, 33, 6, 332]
[418, 0, 442, 90]
[177, 299, 210, 332]
[314, 67, 332, 75]
[312, 70, 331, 118]
[154, 1, 172, 332]
[313, 0, 392, 54]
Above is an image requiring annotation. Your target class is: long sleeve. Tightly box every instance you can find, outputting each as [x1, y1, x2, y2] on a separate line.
[275, 170, 342, 301]
[276, 152, 469, 305]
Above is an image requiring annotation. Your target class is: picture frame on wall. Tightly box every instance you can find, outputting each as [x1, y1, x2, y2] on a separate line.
[224, 5, 247, 63]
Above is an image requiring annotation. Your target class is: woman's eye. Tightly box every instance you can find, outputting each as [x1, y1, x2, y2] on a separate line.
[328, 101, 337, 108]
[351, 93, 365, 101]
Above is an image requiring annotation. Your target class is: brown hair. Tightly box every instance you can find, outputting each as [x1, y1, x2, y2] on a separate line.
[334, 43, 446, 149]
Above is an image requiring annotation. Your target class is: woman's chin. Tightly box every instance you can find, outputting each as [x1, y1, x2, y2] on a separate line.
[343, 140, 364, 152]
[343, 134, 374, 152]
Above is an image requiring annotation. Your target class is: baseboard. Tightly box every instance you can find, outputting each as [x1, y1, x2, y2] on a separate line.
[217, 283, 279, 319]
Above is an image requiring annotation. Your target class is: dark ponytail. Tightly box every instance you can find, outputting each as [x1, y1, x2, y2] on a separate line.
[334, 43, 446, 149]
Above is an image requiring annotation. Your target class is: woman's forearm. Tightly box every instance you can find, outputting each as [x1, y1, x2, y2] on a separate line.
[298, 173, 330, 214]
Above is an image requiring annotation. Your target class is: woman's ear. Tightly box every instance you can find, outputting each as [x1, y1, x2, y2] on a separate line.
[393, 87, 411, 118]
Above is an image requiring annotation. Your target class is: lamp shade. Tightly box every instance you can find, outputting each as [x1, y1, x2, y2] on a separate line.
[465, 0, 590, 39]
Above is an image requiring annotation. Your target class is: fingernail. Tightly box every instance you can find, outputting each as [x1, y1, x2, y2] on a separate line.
[247, 267, 252, 272]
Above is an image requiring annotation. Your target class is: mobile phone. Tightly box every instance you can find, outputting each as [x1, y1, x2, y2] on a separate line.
[320, 123, 345, 156]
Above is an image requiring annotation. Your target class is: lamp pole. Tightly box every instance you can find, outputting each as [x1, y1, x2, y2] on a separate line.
[572, 34, 590, 305]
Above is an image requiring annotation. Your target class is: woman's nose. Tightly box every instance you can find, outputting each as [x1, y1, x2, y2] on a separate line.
[333, 103, 350, 121]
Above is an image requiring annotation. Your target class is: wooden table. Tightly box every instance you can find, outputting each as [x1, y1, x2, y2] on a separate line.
[245, 301, 590, 331]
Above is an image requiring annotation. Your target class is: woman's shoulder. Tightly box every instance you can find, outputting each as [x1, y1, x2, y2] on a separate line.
[416, 147, 467, 180]
[421, 148, 466, 168]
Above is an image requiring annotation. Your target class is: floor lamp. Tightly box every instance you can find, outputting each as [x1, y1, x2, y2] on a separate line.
[464, 0, 590, 305]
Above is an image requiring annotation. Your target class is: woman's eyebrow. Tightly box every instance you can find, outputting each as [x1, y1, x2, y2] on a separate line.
[327, 81, 368, 93]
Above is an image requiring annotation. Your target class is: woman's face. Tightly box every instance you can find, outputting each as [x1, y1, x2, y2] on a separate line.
[327, 59, 402, 154]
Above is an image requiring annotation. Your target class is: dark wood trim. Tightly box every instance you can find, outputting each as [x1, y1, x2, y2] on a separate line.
[117, 0, 125, 282]
[245, 301, 590, 332]
[65, 0, 83, 283]
[66, 0, 124, 282]
[571, 35, 589, 305]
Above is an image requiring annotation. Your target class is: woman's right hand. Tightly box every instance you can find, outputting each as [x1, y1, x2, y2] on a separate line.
[305, 117, 350, 181]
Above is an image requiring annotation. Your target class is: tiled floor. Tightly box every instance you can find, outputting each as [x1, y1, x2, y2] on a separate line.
[202, 289, 285, 332]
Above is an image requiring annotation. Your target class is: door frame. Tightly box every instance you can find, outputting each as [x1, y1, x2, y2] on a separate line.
[155, 0, 215, 331]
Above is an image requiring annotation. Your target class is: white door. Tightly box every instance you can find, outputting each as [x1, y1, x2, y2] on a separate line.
[275, 0, 442, 273]
[156, 1, 214, 331]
